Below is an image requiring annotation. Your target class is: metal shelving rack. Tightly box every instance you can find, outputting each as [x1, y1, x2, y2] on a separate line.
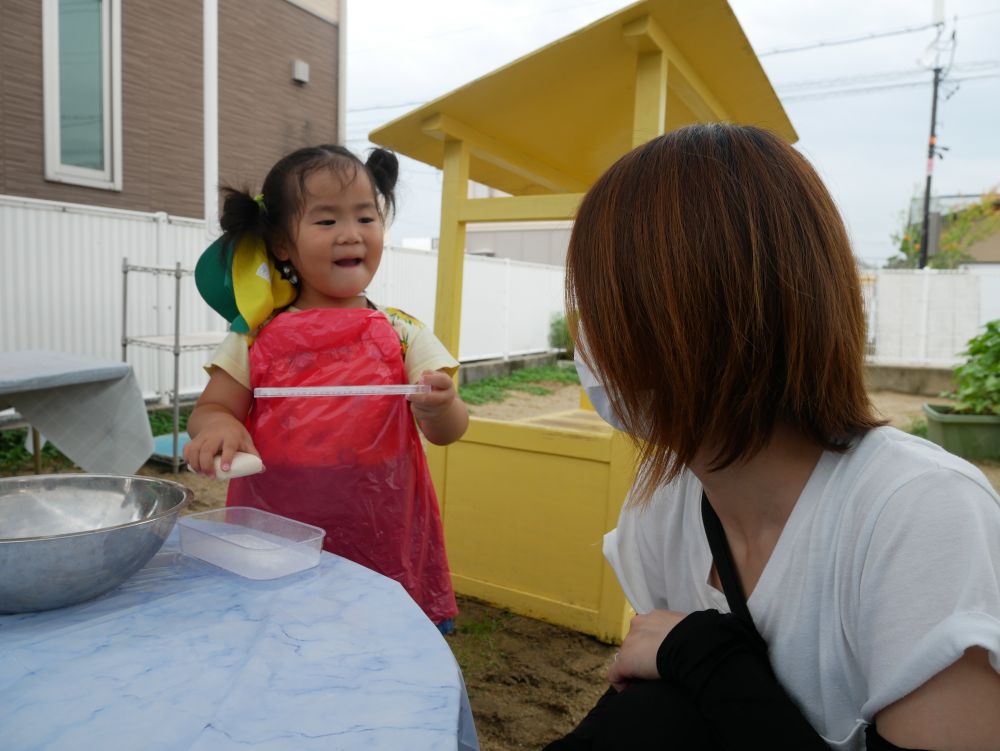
[121, 258, 226, 473]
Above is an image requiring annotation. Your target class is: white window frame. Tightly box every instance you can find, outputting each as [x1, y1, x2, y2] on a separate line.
[42, 0, 122, 191]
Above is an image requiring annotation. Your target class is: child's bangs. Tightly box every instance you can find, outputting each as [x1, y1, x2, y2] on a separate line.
[293, 156, 363, 203]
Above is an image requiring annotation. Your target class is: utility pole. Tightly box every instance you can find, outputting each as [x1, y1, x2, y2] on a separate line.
[918, 65, 942, 269]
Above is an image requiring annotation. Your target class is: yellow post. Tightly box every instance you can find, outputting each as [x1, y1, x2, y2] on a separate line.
[624, 16, 670, 148]
[433, 138, 470, 355]
[632, 51, 667, 146]
[426, 138, 470, 509]
[597, 429, 639, 641]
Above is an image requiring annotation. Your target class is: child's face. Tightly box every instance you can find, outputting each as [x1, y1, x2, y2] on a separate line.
[278, 168, 384, 308]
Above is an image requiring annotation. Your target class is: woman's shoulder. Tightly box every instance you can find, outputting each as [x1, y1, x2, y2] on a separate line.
[824, 427, 1000, 573]
[835, 426, 999, 512]
[618, 469, 704, 540]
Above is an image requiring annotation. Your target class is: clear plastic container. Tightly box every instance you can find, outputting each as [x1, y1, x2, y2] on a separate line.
[178, 507, 324, 580]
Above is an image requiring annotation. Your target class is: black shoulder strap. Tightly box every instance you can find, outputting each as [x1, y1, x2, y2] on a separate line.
[701, 491, 756, 629]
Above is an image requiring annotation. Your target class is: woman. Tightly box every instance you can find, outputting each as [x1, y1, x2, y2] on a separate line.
[550, 124, 1000, 750]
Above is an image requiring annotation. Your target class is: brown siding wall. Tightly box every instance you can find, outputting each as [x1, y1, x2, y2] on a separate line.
[218, 0, 340, 195]
[0, 0, 204, 217]
[0, 1, 340, 219]
[969, 232, 1000, 263]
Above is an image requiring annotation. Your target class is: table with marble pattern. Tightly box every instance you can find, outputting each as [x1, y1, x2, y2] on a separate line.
[0, 531, 479, 750]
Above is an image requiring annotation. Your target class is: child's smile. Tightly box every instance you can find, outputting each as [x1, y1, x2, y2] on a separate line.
[277, 168, 385, 310]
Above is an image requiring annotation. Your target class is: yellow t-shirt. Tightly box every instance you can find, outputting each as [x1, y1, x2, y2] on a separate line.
[205, 304, 459, 390]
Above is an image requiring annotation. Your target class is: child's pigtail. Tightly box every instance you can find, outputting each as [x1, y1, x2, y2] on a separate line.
[219, 186, 268, 245]
[365, 148, 399, 220]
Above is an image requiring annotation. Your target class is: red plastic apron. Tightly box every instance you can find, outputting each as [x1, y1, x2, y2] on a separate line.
[226, 307, 457, 623]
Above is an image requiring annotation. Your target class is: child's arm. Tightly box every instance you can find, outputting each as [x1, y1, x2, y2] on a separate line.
[407, 369, 469, 445]
[184, 368, 257, 477]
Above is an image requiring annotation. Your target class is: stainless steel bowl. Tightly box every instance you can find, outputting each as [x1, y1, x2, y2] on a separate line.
[0, 474, 192, 614]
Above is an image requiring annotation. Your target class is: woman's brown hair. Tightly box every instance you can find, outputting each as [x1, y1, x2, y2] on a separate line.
[567, 123, 883, 501]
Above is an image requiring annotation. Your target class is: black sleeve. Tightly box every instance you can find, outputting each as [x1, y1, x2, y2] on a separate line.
[656, 609, 832, 750]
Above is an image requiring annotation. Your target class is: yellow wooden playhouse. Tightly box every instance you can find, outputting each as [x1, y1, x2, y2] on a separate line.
[370, 0, 795, 643]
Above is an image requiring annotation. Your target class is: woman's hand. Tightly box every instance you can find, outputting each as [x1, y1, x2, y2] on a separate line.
[407, 369, 469, 445]
[608, 609, 688, 692]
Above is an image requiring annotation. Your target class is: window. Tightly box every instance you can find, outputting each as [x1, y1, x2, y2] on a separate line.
[43, 0, 122, 190]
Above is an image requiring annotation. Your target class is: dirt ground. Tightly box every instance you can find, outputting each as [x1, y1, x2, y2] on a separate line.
[139, 386, 1000, 751]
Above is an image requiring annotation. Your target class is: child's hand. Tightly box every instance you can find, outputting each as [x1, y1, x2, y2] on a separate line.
[184, 369, 256, 478]
[183, 420, 258, 479]
[407, 369, 469, 445]
[407, 370, 457, 420]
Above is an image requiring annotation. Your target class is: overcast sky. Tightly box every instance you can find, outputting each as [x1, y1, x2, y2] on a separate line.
[345, 0, 1000, 266]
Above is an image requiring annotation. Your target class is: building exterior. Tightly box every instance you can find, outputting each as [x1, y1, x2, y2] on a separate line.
[0, 0, 344, 410]
[963, 197, 1000, 264]
[908, 192, 1000, 266]
[0, 0, 343, 221]
[462, 183, 570, 265]
[969, 231, 1000, 263]
[464, 220, 571, 265]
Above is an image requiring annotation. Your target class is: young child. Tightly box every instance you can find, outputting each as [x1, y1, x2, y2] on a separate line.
[184, 145, 468, 632]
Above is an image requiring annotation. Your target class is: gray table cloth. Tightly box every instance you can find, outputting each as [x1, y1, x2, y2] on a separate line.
[0, 351, 153, 474]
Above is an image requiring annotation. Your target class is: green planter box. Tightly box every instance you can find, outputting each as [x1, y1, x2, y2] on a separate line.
[923, 404, 1000, 461]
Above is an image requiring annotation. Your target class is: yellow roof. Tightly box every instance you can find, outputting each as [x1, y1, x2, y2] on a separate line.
[369, 0, 796, 196]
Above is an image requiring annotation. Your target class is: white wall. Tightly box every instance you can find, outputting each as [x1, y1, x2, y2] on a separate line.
[868, 268, 1000, 366]
[1, 196, 565, 401]
[5, 195, 994, 405]
[1, 195, 221, 403]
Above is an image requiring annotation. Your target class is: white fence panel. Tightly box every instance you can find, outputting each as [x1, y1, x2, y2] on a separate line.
[370, 250, 564, 361]
[0, 197, 229, 401]
[366, 246, 439, 326]
[869, 269, 984, 367]
[460, 255, 510, 361]
[8, 194, 1000, 399]
[507, 261, 564, 356]
[2, 196, 568, 405]
[969, 267, 1000, 335]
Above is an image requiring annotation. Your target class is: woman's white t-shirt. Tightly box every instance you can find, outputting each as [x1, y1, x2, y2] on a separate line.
[604, 426, 1000, 750]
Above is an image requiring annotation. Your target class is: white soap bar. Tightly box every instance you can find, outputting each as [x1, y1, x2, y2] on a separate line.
[188, 451, 265, 480]
[214, 452, 264, 479]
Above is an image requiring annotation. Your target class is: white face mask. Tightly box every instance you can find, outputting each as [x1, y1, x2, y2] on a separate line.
[574, 340, 626, 432]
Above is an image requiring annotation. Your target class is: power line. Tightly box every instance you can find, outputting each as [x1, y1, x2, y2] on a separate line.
[347, 100, 427, 114]
[780, 73, 1000, 102]
[778, 66, 937, 92]
[960, 7, 1000, 20]
[759, 22, 941, 56]
[776, 60, 1000, 93]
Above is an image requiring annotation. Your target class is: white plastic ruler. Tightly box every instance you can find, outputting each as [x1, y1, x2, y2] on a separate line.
[254, 385, 431, 398]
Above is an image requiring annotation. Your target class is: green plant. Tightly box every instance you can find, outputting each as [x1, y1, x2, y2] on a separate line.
[148, 407, 191, 436]
[548, 312, 574, 360]
[0, 406, 194, 475]
[904, 417, 929, 439]
[450, 608, 514, 674]
[0, 428, 72, 475]
[458, 365, 580, 406]
[457, 611, 512, 637]
[945, 320, 1000, 416]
